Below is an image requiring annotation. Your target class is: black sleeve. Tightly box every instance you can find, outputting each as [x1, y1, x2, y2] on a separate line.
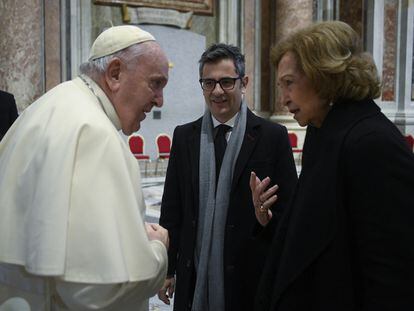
[9, 94, 18, 123]
[270, 125, 298, 217]
[255, 125, 298, 241]
[159, 126, 182, 277]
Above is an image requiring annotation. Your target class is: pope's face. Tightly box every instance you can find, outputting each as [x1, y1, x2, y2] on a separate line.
[200, 59, 247, 123]
[115, 43, 169, 135]
[277, 51, 329, 128]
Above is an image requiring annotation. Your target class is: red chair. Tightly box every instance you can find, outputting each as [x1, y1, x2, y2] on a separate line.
[405, 135, 414, 151]
[288, 133, 302, 152]
[156, 134, 171, 159]
[128, 134, 150, 175]
[155, 134, 172, 174]
[288, 132, 302, 165]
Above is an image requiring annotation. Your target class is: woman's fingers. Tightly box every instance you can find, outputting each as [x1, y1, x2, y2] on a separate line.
[259, 184, 279, 204]
[250, 171, 258, 192]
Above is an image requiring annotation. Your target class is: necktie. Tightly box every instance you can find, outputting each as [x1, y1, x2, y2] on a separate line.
[214, 124, 231, 184]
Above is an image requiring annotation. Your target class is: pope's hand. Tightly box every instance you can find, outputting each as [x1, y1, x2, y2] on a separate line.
[146, 223, 169, 249]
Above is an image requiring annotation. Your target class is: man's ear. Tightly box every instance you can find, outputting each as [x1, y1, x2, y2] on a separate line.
[105, 58, 122, 92]
[241, 76, 249, 94]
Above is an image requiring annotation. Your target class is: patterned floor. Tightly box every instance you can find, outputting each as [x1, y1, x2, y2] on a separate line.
[149, 296, 174, 311]
[142, 177, 173, 310]
[143, 176, 164, 222]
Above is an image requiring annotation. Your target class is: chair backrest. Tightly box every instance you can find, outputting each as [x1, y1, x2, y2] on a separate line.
[405, 135, 414, 150]
[288, 133, 298, 148]
[128, 134, 145, 155]
[156, 134, 171, 155]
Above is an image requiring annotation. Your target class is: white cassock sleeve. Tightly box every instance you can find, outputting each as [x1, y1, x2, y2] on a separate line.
[55, 240, 167, 310]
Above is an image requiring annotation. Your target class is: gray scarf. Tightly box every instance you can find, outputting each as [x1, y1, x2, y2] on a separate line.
[192, 101, 247, 311]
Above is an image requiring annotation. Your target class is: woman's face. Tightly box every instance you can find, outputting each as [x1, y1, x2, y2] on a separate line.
[277, 51, 330, 128]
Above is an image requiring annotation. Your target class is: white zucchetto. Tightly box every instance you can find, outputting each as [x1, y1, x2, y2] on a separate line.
[89, 25, 155, 61]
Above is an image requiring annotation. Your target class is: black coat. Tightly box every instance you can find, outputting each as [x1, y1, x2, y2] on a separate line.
[0, 90, 18, 140]
[255, 99, 414, 311]
[160, 109, 298, 311]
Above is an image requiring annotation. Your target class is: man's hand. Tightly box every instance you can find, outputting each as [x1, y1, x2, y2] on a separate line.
[158, 277, 176, 305]
[250, 171, 278, 227]
[145, 223, 169, 249]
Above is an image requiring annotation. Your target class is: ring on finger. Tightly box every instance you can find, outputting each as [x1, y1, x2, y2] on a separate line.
[259, 204, 268, 213]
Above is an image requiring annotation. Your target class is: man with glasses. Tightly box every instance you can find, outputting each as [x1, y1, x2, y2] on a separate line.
[158, 43, 298, 311]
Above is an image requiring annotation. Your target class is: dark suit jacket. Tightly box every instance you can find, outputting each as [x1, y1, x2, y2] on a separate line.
[255, 99, 414, 311]
[160, 108, 298, 311]
[0, 90, 18, 140]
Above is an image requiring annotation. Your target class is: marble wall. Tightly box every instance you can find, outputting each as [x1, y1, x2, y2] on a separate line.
[382, 0, 398, 102]
[273, 0, 313, 115]
[0, 0, 61, 111]
[243, 0, 256, 109]
[0, 0, 43, 111]
[275, 0, 314, 42]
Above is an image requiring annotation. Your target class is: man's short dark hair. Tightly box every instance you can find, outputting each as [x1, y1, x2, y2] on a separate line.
[198, 43, 245, 78]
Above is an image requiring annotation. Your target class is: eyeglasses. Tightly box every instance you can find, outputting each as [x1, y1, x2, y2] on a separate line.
[199, 77, 242, 91]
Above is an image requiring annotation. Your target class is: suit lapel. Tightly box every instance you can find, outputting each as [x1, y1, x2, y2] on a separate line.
[187, 119, 202, 213]
[231, 109, 261, 192]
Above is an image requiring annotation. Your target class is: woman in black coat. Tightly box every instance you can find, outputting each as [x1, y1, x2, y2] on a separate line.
[251, 21, 414, 311]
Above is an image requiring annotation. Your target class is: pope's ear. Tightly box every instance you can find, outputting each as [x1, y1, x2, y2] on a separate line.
[105, 58, 122, 92]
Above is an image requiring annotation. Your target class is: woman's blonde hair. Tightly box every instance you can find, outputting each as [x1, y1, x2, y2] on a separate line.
[272, 21, 381, 102]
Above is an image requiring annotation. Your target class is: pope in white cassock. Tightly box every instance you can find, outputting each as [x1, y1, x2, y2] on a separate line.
[0, 26, 170, 310]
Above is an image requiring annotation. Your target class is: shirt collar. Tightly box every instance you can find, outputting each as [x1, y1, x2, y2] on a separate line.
[211, 112, 238, 128]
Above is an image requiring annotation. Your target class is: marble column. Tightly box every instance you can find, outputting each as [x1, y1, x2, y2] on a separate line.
[243, 0, 276, 118]
[244, 0, 256, 111]
[44, 0, 61, 92]
[339, 0, 364, 43]
[259, 0, 273, 116]
[270, 0, 313, 149]
[368, 0, 414, 135]
[381, 0, 398, 103]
